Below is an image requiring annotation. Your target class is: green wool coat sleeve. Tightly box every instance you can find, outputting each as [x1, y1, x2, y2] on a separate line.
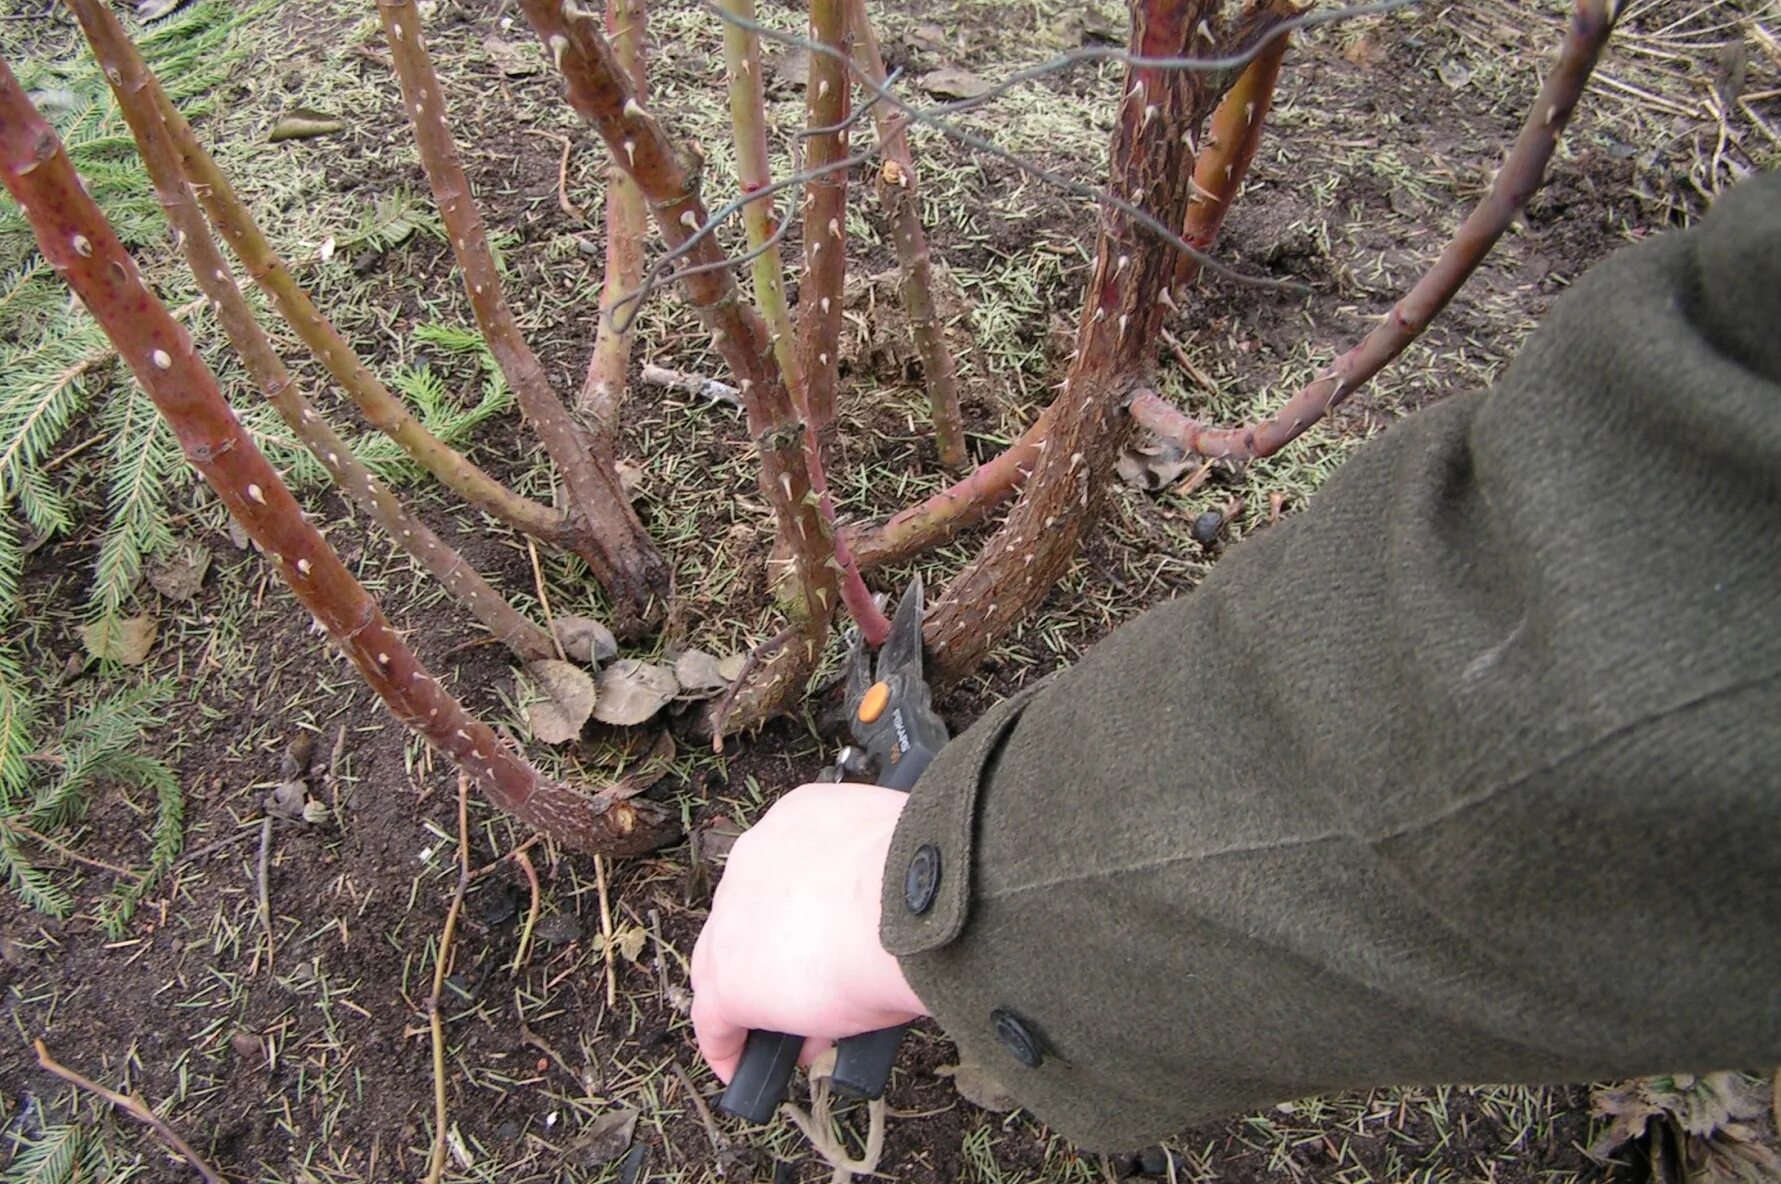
[880, 170, 1781, 1152]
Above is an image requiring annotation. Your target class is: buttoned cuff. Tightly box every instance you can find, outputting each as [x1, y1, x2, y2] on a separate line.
[880, 677, 1053, 956]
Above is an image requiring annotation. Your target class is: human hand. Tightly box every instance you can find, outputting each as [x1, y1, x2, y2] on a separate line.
[690, 783, 929, 1082]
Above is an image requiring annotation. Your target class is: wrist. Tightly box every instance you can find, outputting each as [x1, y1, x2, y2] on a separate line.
[847, 785, 928, 1019]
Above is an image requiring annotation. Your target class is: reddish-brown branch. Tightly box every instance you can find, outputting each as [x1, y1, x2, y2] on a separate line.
[0, 61, 671, 857]
[1172, 1, 1293, 292]
[848, 0, 967, 470]
[377, 0, 667, 634]
[1133, 0, 1624, 464]
[92, 18, 556, 662]
[924, 0, 1290, 683]
[847, 410, 1047, 570]
[61, 0, 576, 555]
[579, 0, 650, 433]
[794, 0, 852, 455]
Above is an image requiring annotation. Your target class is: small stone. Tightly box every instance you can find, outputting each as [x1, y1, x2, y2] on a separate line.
[1190, 509, 1225, 547]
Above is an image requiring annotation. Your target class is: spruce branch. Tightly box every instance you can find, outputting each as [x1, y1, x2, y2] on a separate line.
[97, 26, 557, 661]
[579, 0, 650, 434]
[60, 0, 579, 557]
[376, 0, 668, 632]
[848, 0, 967, 470]
[0, 61, 673, 857]
[1131, 0, 1623, 464]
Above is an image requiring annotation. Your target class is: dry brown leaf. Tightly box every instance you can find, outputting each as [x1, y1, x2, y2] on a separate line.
[608, 925, 647, 963]
[552, 615, 617, 665]
[80, 614, 157, 666]
[483, 35, 543, 77]
[673, 648, 728, 696]
[920, 66, 993, 100]
[524, 659, 597, 745]
[1117, 438, 1196, 491]
[147, 543, 211, 602]
[1591, 1074, 1781, 1184]
[568, 1107, 637, 1169]
[1438, 58, 1473, 90]
[593, 660, 678, 726]
[268, 108, 344, 142]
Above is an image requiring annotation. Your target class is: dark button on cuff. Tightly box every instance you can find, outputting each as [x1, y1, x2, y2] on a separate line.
[991, 1008, 1044, 1068]
[903, 843, 941, 914]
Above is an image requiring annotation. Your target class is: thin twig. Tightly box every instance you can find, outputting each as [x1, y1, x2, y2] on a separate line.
[709, 625, 798, 749]
[525, 128, 587, 223]
[424, 773, 473, 1184]
[846, 413, 1048, 570]
[33, 1039, 225, 1184]
[648, 907, 670, 998]
[254, 814, 275, 975]
[525, 536, 568, 662]
[509, 846, 542, 974]
[671, 1062, 728, 1154]
[595, 854, 617, 1007]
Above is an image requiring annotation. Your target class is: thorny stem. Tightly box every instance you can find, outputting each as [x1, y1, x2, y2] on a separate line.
[94, 20, 557, 661]
[61, 0, 580, 554]
[522, 0, 890, 724]
[1172, 0, 1294, 291]
[377, 0, 668, 634]
[717, 0, 888, 658]
[923, 0, 1291, 683]
[1132, 0, 1624, 463]
[33, 1039, 225, 1184]
[847, 410, 1047, 570]
[720, 0, 803, 399]
[0, 60, 672, 857]
[848, 0, 968, 470]
[795, 0, 852, 454]
[580, 0, 650, 432]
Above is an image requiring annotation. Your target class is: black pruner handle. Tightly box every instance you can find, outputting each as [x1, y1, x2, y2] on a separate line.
[718, 1028, 803, 1123]
[832, 1022, 909, 1100]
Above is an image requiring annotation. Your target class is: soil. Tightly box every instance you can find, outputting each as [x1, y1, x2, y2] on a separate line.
[1, 0, 1770, 1181]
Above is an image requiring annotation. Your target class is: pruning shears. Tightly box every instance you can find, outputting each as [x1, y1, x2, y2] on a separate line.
[716, 578, 950, 1123]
